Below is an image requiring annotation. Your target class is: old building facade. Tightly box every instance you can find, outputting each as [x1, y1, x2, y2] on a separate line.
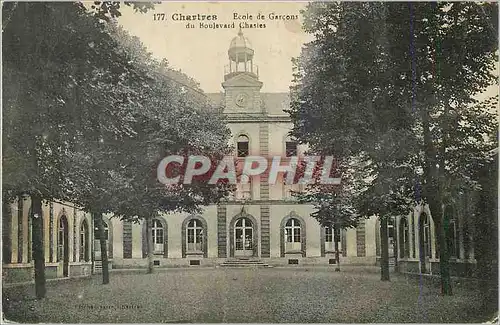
[107, 30, 379, 269]
[3, 31, 492, 283]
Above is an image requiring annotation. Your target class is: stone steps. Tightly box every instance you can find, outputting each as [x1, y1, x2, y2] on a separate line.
[220, 259, 270, 268]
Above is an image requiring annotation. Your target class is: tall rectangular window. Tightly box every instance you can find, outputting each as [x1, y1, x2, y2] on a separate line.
[325, 227, 335, 252]
[325, 227, 333, 242]
[152, 219, 164, 254]
[285, 141, 298, 157]
[187, 219, 203, 252]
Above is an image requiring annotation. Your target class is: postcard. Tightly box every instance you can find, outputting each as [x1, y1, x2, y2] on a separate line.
[2, 1, 498, 323]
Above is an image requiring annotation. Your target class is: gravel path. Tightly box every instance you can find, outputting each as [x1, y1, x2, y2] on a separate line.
[2, 267, 497, 323]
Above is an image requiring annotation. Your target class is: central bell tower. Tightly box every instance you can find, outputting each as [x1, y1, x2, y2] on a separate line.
[222, 29, 263, 114]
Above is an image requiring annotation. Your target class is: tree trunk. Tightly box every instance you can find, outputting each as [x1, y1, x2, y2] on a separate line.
[380, 217, 390, 281]
[420, 103, 452, 295]
[146, 217, 154, 274]
[94, 212, 109, 284]
[334, 241, 341, 272]
[31, 194, 46, 298]
[334, 227, 340, 272]
[434, 215, 452, 295]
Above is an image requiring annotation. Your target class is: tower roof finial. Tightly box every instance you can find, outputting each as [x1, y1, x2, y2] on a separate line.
[237, 27, 243, 36]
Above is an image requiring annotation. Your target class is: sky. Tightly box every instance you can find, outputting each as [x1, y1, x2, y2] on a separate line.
[115, 2, 497, 103]
[116, 2, 313, 93]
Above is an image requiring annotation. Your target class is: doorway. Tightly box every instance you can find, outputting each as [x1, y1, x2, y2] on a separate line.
[234, 217, 254, 257]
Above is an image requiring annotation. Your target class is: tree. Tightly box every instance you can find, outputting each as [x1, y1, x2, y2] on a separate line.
[2, 2, 114, 297]
[289, 2, 497, 294]
[2, 1, 154, 291]
[104, 25, 233, 274]
[473, 148, 498, 312]
[294, 156, 366, 271]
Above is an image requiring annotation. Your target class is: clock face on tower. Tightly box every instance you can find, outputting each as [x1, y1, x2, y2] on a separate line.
[235, 92, 248, 108]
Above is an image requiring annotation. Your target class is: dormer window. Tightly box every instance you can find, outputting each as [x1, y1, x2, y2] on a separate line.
[285, 141, 298, 157]
[237, 135, 249, 157]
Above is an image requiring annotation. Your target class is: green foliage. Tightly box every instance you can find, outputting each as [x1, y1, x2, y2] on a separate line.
[3, 1, 231, 220]
[94, 20, 233, 221]
[88, 1, 156, 22]
[3, 3, 129, 202]
[289, 2, 498, 229]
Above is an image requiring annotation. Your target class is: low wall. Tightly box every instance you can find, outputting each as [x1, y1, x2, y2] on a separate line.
[2, 264, 33, 283]
[430, 260, 477, 277]
[70, 262, 92, 277]
[111, 257, 224, 269]
[111, 255, 377, 268]
[398, 258, 480, 278]
[2, 262, 91, 284]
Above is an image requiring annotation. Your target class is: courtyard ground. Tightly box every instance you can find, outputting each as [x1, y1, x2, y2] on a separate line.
[2, 266, 498, 323]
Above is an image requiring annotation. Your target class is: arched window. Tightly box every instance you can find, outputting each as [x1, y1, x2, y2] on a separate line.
[152, 219, 164, 254]
[237, 135, 249, 157]
[399, 217, 409, 258]
[57, 215, 70, 277]
[280, 214, 306, 257]
[57, 216, 68, 262]
[419, 212, 432, 262]
[80, 219, 90, 262]
[187, 219, 203, 252]
[284, 218, 301, 251]
[182, 217, 207, 258]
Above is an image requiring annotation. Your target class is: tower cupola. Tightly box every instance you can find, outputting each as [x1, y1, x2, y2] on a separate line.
[225, 29, 259, 80]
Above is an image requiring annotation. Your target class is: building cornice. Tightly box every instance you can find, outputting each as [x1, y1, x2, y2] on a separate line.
[220, 200, 313, 206]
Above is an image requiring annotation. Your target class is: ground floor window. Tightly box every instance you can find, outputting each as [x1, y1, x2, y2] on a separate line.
[152, 219, 164, 254]
[80, 219, 89, 262]
[57, 216, 68, 262]
[187, 219, 203, 252]
[324, 227, 334, 252]
[182, 216, 206, 258]
[399, 217, 410, 258]
[419, 213, 432, 259]
[285, 218, 301, 252]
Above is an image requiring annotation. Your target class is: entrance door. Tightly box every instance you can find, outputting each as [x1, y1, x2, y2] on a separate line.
[234, 217, 253, 257]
